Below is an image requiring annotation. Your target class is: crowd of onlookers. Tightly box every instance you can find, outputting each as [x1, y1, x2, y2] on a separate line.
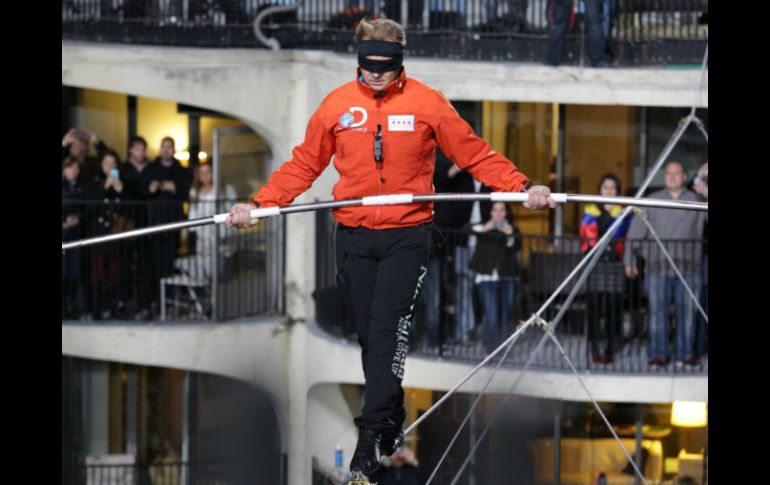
[62, 127, 708, 368]
[400, 158, 708, 369]
[62, 128, 235, 321]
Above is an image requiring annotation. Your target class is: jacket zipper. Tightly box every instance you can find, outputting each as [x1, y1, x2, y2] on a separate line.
[374, 95, 384, 227]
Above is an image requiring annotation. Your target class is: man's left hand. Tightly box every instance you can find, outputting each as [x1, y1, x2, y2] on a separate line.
[523, 185, 557, 210]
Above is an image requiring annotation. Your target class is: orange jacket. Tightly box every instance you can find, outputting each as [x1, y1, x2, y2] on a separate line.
[252, 69, 531, 229]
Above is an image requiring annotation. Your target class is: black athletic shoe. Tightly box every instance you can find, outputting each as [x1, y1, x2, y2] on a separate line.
[380, 427, 404, 456]
[350, 426, 382, 476]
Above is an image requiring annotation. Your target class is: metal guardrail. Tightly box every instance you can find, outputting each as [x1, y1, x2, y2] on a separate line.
[62, 199, 281, 322]
[62, 0, 708, 65]
[314, 211, 708, 374]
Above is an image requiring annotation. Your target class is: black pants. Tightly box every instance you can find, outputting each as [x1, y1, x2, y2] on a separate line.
[138, 231, 180, 312]
[587, 291, 623, 358]
[336, 223, 430, 432]
[546, 0, 610, 67]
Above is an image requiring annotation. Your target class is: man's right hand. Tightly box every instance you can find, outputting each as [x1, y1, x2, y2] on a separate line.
[225, 203, 261, 229]
[523, 185, 557, 210]
[625, 265, 639, 279]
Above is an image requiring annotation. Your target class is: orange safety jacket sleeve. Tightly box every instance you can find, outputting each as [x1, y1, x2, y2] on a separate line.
[251, 102, 335, 208]
[432, 91, 531, 193]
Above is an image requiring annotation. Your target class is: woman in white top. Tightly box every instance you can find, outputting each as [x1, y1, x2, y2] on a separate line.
[187, 163, 237, 280]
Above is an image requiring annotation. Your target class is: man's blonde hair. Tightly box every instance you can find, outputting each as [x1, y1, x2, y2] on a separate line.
[355, 17, 407, 46]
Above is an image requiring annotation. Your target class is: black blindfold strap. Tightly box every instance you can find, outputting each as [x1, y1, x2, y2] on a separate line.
[358, 55, 403, 74]
[358, 40, 404, 57]
[357, 40, 404, 73]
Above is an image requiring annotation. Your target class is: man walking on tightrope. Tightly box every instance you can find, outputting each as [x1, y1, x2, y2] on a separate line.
[226, 17, 556, 479]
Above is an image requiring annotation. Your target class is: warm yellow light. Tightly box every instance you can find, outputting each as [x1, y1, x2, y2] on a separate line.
[664, 457, 679, 474]
[174, 151, 207, 163]
[136, 98, 188, 159]
[671, 401, 707, 427]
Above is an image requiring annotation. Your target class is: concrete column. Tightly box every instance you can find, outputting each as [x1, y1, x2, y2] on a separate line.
[286, 319, 310, 484]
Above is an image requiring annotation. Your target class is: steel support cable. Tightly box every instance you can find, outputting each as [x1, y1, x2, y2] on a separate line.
[442, 113, 698, 484]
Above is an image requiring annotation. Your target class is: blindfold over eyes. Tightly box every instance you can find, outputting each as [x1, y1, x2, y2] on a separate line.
[358, 40, 404, 73]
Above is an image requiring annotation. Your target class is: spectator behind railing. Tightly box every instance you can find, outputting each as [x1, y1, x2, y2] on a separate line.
[61, 128, 112, 180]
[312, 207, 707, 372]
[120, 135, 153, 205]
[84, 149, 128, 320]
[62, 158, 87, 319]
[146, 136, 192, 227]
[136, 136, 192, 320]
[446, 162, 492, 345]
[428, 0, 465, 30]
[481, 0, 531, 30]
[469, 201, 522, 354]
[416, 154, 461, 353]
[545, 0, 612, 67]
[188, 162, 237, 280]
[579, 173, 631, 365]
[120, 135, 155, 319]
[624, 161, 707, 369]
[691, 161, 708, 358]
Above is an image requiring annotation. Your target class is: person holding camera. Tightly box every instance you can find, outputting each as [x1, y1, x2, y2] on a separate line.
[85, 150, 128, 319]
[469, 201, 522, 354]
[61, 127, 112, 180]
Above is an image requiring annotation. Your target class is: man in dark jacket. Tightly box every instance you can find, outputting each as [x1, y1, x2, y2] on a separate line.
[144, 137, 192, 225]
[119, 136, 155, 319]
[62, 158, 88, 318]
[140, 137, 192, 318]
